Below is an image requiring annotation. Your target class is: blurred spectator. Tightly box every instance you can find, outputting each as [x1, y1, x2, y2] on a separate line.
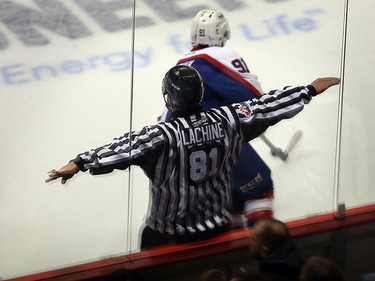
[230, 271, 266, 281]
[360, 273, 375, 281]
[105, 268, 144, 281]
[248, 218, 307, 281]
[199, 269, 228, 281]
[299, 256, 348, 281]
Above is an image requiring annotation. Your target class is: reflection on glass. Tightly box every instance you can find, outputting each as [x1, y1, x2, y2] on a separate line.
[0, 0, 374, 279]
[0, 0, 134, 278]
[130, 0, 345, 254]
[336, 1, 375, 209]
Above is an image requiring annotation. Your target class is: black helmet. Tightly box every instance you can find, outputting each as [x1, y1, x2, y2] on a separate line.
[162, 65, 204, 111]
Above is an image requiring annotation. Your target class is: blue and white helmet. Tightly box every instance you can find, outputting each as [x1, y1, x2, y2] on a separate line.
[191, 9, 231, 47]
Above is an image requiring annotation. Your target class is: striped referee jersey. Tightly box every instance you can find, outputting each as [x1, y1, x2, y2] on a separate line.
[72, 84, 316, 235]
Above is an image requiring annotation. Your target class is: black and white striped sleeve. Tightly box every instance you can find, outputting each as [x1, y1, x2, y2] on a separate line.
[71, 125, 165, 175]
[231, 85, 315, 141]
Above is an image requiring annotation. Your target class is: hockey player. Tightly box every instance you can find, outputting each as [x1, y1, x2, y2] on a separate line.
[159, 9, 273, 227]
[46, 65, 340, 248]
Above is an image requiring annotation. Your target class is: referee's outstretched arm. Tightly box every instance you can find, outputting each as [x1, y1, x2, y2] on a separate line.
[45, 76, 340, 185]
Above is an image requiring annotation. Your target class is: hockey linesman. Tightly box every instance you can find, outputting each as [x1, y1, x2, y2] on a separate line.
[159, 9, 274, 227]
[46, 65, 340, 249]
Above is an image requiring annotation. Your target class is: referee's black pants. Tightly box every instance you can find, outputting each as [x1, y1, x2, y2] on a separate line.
[140, 225, 230, 249]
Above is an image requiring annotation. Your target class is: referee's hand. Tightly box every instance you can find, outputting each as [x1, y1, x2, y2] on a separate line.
[310, 77, 340, 95]
[45, 162, 79, 184]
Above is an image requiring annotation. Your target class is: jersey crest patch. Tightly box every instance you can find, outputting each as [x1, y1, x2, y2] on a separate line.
[237, 102, 252, 117]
